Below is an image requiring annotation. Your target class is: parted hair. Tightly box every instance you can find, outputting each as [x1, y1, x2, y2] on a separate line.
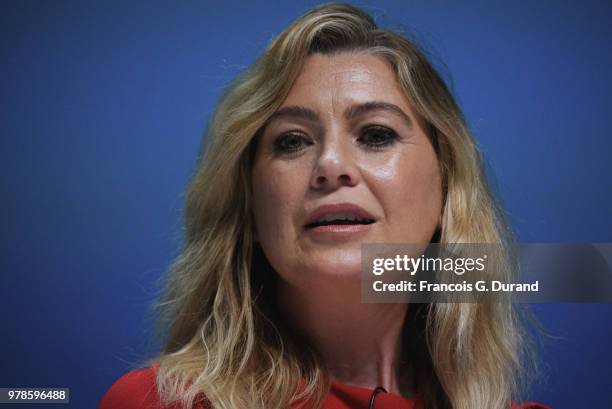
[148, 3, 534, 409]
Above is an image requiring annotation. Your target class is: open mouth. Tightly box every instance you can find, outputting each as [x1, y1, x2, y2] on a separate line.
[304, 216, 376, 229]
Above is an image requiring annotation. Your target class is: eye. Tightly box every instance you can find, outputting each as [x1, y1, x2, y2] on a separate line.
[358, 125, 399, 150]
[273, 132, 312, 155]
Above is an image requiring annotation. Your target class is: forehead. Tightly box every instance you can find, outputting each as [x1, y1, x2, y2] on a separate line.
[279, 52, 411, 113]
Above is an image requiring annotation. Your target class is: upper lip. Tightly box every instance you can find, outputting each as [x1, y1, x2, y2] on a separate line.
[304, 202, 377, 228]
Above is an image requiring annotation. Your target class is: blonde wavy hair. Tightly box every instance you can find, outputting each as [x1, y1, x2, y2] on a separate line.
[148, 3, 534, 409]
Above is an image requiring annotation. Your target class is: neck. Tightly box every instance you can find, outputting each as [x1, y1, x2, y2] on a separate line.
[276, 275, 412, 396]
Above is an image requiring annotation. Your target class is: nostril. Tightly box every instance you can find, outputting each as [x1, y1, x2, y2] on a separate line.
[313, 173, 354, 188]
[338, 174, 351, 183]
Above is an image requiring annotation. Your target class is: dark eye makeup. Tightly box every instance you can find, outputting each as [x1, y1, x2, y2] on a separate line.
[271, 125, 401, 156]
[272, 131, 312, 155]
[357, 125, 400, 150]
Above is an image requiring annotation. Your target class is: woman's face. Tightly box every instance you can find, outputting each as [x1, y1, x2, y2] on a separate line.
[251, 52, 442, 289]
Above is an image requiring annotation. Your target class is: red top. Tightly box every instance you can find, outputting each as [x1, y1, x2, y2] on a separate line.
[98, 366, 550, 409]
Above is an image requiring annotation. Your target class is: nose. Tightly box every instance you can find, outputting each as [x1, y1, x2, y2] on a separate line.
[310, 137, 360, 191]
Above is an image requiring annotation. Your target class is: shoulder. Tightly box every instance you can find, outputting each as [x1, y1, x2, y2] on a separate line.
[98, 366, 171, 409]
[99, 366, 209, 409]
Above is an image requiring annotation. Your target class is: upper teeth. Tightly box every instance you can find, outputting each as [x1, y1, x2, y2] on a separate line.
[316, 212, 368, 223]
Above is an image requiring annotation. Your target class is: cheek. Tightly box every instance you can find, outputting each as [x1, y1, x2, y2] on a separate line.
[251, 160, 315, 284]
[400, 154, 442, 210]
[253, 174, 287, 243]
[367, 148, 442, 237]
[251, 162, 310, 245]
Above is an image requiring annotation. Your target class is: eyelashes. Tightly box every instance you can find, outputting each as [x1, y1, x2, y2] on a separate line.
[357, 125, 400, 150]
[272, 131, 313, 155]
[272, 125, 400, 156]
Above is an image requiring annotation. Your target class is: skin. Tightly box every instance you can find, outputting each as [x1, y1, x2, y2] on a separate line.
[251, 52, 443, 396]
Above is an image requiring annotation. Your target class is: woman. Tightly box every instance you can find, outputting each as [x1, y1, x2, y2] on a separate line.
[99, 3, 549, 409]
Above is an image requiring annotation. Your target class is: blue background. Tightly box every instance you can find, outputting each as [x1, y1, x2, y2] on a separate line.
[2, 1, 611, 408]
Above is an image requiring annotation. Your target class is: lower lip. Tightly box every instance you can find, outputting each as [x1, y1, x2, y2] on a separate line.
[305, 223, 374, 240]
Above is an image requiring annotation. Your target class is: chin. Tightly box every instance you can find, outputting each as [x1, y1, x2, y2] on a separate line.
[309, 255, 362, 279]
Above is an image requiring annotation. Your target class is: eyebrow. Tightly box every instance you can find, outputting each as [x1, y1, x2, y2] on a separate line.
[345, 101, 412, 128]
[264, 101, 413, 128]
